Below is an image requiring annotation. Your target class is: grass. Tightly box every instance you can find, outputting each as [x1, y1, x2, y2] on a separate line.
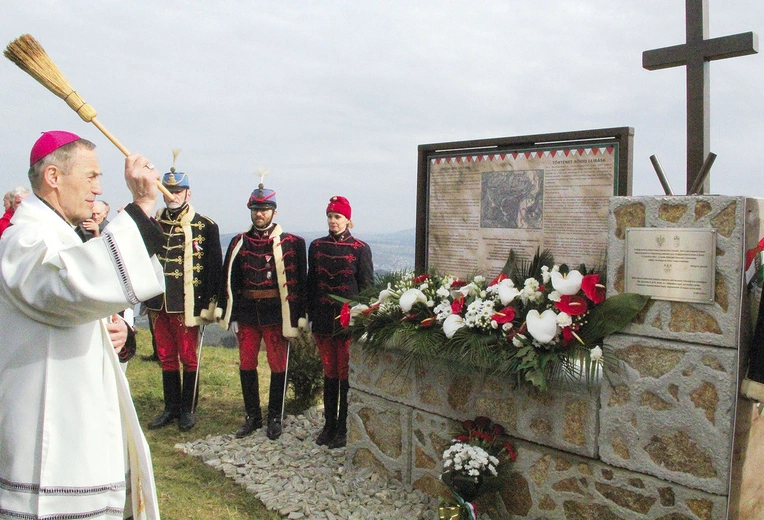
[126, 329, 288, 520]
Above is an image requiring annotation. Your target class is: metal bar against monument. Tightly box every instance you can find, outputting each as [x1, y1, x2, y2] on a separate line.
[688, 152, 717, 195]
[649, 155, 674, 195]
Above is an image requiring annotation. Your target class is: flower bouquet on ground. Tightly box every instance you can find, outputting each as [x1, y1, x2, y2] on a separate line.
[338, 249, 650, 390]
[439, 416, 517, 520]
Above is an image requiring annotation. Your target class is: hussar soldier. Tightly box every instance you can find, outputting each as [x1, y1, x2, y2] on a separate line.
[220, 176, 307, 440]
[144, 151, 222, 432]
[308, 196, 373, 448]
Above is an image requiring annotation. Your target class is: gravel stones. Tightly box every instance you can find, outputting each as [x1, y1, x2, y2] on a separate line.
[176, 407, 439, 519]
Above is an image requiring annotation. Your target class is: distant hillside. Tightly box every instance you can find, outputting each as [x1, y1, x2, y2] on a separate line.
[219, 228, 415, 274]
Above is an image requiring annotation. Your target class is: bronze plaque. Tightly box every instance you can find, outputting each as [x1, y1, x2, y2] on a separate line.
[624, 227, 716, 304]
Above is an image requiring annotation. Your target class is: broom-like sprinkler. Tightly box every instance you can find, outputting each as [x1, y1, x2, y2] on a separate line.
[4, 34, 173, 199]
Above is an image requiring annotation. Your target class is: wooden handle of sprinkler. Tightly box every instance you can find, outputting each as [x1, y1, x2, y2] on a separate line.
[90, 117, 174, 199]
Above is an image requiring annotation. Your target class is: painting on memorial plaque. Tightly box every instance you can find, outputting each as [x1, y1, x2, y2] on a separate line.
[415, 127, 633, 277]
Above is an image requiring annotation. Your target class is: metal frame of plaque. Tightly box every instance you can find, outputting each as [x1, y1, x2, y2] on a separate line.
[415, 127, 633, 276]
[624, 227, 716, 304]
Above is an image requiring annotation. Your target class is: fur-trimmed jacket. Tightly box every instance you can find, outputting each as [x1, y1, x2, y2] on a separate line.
[307, 229, 373, 334]
[219, 224, 307, 337]
[143, 204, 222, 326]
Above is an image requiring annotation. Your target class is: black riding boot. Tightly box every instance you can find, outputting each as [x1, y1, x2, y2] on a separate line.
[328, 379, 349, 449]
[266, 372, 286, 440]
[178, 371, 197, 431]
[235, 370, 263, 438]
[148, 371, 181, 429]
[316, 376, 339, 445]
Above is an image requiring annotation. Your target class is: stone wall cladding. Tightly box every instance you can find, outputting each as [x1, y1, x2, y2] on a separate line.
[349, 345, 600, 457]
[490, 439, 729, 519]
[346, 390, 411, 484]
[348, 382, 730, 519]
[599, 334, 737, 495]
[608, 196, 745, 348]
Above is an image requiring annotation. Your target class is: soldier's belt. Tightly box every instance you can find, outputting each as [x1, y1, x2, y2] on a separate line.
[241, 289, 280, 300]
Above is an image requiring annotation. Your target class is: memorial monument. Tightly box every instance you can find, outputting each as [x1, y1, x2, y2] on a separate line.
[346, 1, 763, 518]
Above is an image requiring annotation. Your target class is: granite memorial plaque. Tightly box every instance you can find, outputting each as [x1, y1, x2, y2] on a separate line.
[624, 227, 716, 304]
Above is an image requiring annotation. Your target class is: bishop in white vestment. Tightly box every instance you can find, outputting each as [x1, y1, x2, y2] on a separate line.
[0, 131, 165, 520]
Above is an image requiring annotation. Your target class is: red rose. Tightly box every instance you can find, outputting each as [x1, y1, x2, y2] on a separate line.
[491, 423, 505, 436]
[462, 420, 476, 432]
[474, 416, 491, 430]
[473, 431, 494, 443]
[339, 302, 351, 328]
[454, 435, 470, 443]
[504, 442, 517, 462]
[555, 295, 588, 316]
[582, 274, 606, 304]
[412, 274, 430, 284]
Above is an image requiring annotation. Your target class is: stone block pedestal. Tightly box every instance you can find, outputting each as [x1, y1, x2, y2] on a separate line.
[346, 196, 764, 519]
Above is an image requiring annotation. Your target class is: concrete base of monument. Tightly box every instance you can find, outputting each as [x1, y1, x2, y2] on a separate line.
[346, 343, 732, 518]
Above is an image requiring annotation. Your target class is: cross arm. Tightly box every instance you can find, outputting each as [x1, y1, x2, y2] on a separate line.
[643, 44, 687, 70]
[643, 32, 758, 71]
[703, 32, 758, 61]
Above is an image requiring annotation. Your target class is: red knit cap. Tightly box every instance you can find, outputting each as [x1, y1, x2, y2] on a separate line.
[326, 195, 351, 219]
[30, 130, 81, 166]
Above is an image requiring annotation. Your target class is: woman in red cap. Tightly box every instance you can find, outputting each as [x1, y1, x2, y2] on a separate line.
[307, 196, 373, 448]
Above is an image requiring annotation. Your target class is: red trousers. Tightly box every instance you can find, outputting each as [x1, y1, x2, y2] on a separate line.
[314, 334, 350, 380]
[237, 323, 288, 372]
[150, 310, 199, 372]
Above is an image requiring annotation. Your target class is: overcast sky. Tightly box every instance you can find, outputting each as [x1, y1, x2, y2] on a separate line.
[1, 1, 762, 235]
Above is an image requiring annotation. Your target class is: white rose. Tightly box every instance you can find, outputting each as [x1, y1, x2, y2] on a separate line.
[498, 279, 519, 305]
[556, 311, 572, 327]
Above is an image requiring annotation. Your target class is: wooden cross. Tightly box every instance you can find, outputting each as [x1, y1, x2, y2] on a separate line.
[643, 0, 758, 194]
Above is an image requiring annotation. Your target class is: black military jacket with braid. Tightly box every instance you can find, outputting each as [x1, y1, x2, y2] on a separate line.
[219, 224, 307, 330]
[307, 229, 373, 334]
[143, 204, 223, 325]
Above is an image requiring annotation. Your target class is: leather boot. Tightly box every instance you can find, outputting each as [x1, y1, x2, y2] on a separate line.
[316, 376, 339, 445]
[148, 371, 181, 429]
[266, 372, 286, 440]
[235, 370, 263, 438]
[328, 379, 349, 449]
[178, 371, 197, 431]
